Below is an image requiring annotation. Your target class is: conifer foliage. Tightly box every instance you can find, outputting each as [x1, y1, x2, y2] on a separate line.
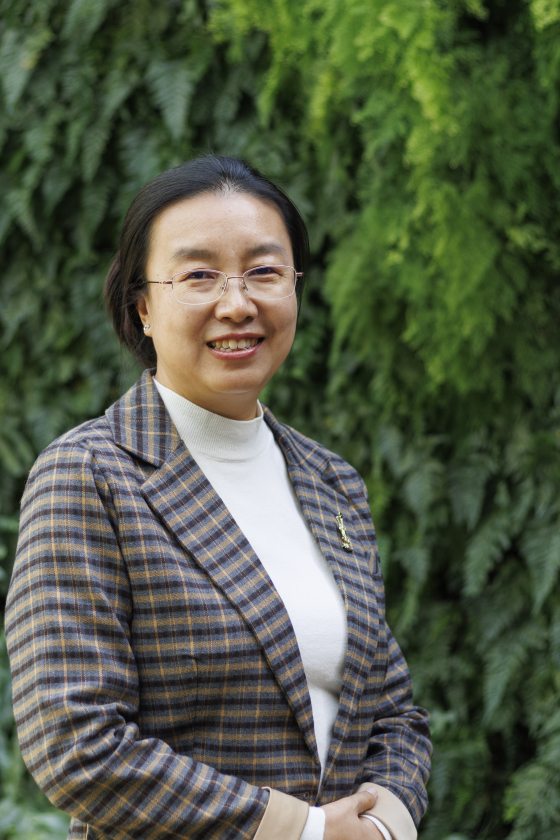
[1, 1, 559, 837]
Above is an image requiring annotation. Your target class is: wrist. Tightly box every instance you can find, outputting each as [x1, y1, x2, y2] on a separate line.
[360, 813, 391, 840]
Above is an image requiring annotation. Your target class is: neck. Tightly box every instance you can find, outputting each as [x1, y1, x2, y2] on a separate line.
[153, 379, 267, 461]
[154, 374, 259, 421]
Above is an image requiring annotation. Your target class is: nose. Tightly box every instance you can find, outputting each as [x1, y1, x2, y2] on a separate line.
[214, 276, 258, 320]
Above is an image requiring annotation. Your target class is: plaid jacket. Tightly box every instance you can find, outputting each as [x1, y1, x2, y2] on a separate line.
[6, 372, 431, 840]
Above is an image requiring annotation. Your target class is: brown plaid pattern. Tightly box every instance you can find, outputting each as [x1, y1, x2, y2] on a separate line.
[6, 371, 431, 839]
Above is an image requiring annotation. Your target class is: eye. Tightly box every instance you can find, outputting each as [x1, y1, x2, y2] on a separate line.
[175, 269, 220, 284]
[246, 265, 283, 280]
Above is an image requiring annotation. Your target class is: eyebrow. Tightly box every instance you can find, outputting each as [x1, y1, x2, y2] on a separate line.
[169, 242, 289, 264]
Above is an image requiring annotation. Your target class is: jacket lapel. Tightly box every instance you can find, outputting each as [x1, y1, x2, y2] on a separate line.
[106, 372, 318, 761]
[265, 409, 381, 781]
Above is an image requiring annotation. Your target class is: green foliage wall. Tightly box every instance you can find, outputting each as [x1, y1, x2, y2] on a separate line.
[1, 1, 560, 837]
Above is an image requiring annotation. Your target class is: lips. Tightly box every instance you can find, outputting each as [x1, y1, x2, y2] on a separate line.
[208, 337, 263, 351]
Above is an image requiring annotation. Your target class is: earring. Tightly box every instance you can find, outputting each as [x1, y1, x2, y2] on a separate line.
[143, 323, 151, 333]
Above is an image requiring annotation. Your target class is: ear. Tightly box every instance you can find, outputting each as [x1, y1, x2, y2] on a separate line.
[136, 292, 151, 326]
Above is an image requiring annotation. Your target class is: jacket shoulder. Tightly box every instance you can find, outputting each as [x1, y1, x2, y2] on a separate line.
[47, 414, 114, 450]
[29, 415, 119, 477]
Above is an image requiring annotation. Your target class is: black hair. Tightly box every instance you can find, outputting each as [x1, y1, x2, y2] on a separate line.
[104, 154, 309, 367]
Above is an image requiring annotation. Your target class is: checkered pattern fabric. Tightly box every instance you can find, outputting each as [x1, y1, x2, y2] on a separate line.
[6, 371, 431, 839]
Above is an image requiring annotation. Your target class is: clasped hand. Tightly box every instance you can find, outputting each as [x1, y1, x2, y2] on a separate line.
[321, 788, 384, 839]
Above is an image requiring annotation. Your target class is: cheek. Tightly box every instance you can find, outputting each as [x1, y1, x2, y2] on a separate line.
[153, 306, 201, 336]
[272, 306, 298, 361]
[277, 299, 298, 336]
[150, 311, 205, 362]
[286, 308, 298, 345]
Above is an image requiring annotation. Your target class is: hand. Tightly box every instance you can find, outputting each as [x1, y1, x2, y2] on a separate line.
[321, 788, 384, 839]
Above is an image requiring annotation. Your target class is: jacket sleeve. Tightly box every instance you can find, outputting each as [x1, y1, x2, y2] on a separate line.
[5, 441, 309, 840]
[356, 627, 431, 838]
[350, 474, 432, 832]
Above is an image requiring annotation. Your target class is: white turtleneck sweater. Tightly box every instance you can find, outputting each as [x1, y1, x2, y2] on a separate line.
[154, 381, 391, 840]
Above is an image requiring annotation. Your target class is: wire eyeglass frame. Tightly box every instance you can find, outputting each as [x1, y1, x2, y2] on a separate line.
[145, 264, 303, 307]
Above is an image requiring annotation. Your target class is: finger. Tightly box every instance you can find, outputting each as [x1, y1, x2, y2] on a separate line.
[352, 787, 378, 813]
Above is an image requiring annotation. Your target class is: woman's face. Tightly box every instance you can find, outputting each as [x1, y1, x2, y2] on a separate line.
[137, 191, 298, 420]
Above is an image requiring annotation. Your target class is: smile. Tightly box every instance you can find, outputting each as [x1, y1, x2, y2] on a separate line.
[208, 338, 262, 351]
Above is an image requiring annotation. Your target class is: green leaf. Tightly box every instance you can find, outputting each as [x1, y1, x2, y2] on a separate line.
[62, 0, 113, 44]
[0, 27, 53, 109]
[483, 626, 540, 726]
[522, 523, 560, 613]
[146, 59, 194, 141]
[448, 447, 496, 531]
[464, 512, 512, 597]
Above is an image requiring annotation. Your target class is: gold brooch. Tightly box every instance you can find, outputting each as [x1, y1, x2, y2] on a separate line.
[336, 511, 353, 552]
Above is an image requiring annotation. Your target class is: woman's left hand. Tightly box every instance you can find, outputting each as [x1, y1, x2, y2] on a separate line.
[321, 789, 384, 839]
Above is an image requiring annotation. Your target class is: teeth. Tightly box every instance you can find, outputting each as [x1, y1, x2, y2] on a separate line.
[210, 338, 259, 351]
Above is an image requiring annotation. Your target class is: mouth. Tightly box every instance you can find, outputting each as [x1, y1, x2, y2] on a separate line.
[207, 337, 263, 352]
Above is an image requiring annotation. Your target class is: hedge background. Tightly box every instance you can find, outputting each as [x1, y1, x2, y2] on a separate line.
[1, 0, 560, 837]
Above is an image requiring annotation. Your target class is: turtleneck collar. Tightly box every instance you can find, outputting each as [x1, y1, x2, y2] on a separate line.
[154, 379, 270, 462]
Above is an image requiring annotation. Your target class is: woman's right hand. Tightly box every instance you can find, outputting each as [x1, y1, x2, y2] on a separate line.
[321, 788, 383, 839]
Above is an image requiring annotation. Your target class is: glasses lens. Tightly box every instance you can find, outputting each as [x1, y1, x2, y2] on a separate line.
[170, 266, 297, 305]
[172, 269, 225, 305]
[243, 265, 296, 299]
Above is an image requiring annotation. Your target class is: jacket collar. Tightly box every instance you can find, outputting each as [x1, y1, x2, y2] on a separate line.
[106, 369, 333, 475]
[105, 369, 182, 465]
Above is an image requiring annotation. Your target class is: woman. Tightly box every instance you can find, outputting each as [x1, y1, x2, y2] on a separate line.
[6, 155, 431, 840]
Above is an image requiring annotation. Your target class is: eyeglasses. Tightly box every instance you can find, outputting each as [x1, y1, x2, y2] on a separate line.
[146, 264, 303, 306]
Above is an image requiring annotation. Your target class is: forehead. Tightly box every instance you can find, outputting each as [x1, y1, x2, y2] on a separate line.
[146, 191, 292, 267]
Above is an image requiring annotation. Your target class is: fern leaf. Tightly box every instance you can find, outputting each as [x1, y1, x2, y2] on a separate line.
[531, 0, 560, 30]
[0, 27, 52, 109]
[101, 66, 138, 122]
[8, 186, 39, 247]
[521, 523, 560, 613]
[75, 178, 111, 250]
[402, 456, 443, 518]
[448, 450, 496, 530]
[81, 120, 112, 183]
[146, 59, 194, 141]
[483, 625, 544, 725]
[505, 732, 560, 836]
[62, 0, 113, 44]
[464, 511, 512, 596]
